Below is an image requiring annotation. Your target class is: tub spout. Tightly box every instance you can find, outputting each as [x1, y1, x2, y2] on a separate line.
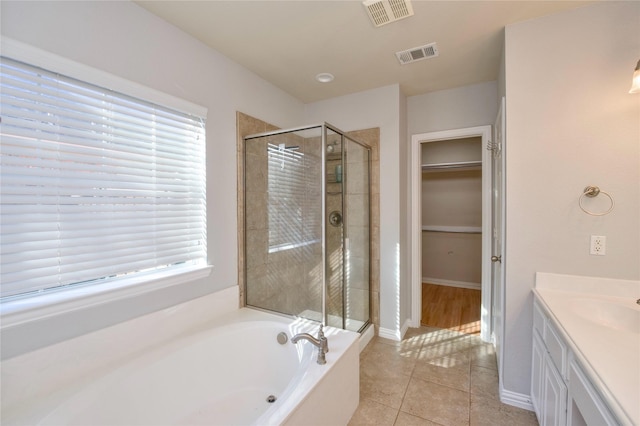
[291, 325, 329, 365]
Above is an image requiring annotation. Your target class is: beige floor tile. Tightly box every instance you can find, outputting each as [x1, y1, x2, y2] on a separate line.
[362, 340, 420, 376]
[373, 335, 427, 354]
[470, 393, 538, 426]
[403, 327, 443, 344]
[470, 365, 499, 400]
[368, 338, 423, 358]
[413, 350, 471, 391]
[394, 411, 443, 426]
[419, 335, 482, 361]
[348, 398, 399, 426]
[375, 336, 405, 347]
[360, 338, 375, 357]
[400, 377, 470, 426]
[358, 328, 537, 426]
[360, 363, 412, 409]
[469, 344, 498, 370]
[419, 328, 481, 346]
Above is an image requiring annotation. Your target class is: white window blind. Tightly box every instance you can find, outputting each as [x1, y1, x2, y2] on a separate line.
[0, 57, 207, 300]
[267, 143, 320, 253]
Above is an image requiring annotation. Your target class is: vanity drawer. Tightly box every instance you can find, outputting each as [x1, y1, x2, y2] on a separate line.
[544, 321, 567, 379]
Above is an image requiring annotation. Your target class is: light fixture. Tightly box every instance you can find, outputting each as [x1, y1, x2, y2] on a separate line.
[630, 59, 640, 94]
[315, 73, 334, 83]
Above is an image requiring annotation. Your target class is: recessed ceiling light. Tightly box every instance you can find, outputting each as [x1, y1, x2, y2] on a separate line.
[315, 73, 334, 83]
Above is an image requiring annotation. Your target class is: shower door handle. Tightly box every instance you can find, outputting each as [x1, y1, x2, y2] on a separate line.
[491, 255, 501, 263]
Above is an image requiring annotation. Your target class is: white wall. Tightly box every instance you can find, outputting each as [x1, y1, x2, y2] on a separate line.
[398, 90, 411, 331]
[305, 85, 409, 337]
[408, 81, 498, 135]
[1, 0, 305, 357]
[503, 1, 640, 398]
[407, 81, 498, 319]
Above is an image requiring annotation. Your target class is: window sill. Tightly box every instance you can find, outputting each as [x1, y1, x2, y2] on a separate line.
[0, 265, 213, 330]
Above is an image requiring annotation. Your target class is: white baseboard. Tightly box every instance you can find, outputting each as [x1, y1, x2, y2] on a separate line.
[378, 326, 400, 341]
[378, 318, 412, 342]
[422, 277, 481, 290]
[401, 318, 411, 339]
[499, 388, 534, 411]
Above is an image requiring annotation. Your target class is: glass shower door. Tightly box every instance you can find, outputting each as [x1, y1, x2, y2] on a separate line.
[244, 126, 323, 319]
[323, 127, 371, 331]
[244, 123, 371, 332]
[343, 136, 371, 332]
[324, 128, 344, 328]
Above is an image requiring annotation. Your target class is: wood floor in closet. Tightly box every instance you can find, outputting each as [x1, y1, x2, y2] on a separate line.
[421, 283, 481, 334]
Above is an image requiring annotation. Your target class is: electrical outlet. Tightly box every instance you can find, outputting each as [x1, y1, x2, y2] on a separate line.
[590, 235, 606, 256]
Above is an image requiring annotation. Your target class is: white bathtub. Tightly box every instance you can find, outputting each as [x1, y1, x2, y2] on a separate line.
[1, 292, 360, 426]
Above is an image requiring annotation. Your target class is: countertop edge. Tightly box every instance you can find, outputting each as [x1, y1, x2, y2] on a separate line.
[533, 288, 636, 426]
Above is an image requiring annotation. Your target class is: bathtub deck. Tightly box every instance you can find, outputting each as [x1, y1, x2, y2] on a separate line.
[2, 299, 360, 426]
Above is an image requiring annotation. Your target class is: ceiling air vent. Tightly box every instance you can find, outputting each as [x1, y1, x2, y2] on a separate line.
[395, 42, 439, 65]
[363, 0, 414, 27]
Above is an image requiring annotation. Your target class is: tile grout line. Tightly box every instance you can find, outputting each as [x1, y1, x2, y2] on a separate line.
[394, 341, 417, 421]
[395, 337, 426, 425]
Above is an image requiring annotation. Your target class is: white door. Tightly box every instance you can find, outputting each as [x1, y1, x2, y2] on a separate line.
[491, 97, 506, 371]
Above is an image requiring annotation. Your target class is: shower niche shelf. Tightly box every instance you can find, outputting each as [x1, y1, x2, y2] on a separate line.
[326, 183, 343, 193]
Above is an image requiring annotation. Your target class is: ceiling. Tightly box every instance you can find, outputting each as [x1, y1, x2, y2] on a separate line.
[135, 0, 593, 103]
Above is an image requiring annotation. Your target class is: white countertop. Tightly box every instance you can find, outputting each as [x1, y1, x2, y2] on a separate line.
[535, 272, 640, 426]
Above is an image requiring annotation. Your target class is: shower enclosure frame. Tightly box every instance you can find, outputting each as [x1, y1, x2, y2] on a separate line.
[242, 122, 372, 331]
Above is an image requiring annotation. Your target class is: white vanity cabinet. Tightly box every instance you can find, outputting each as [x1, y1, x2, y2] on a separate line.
[532, 301, 567, 426]
[567, 357, 618, 426]
[532, 297, 618, 426]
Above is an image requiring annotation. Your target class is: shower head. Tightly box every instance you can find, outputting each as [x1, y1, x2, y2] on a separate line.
[327, 140, 341, 153]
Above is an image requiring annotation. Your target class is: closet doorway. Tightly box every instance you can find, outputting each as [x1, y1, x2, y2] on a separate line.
[410, 126, 492, 342]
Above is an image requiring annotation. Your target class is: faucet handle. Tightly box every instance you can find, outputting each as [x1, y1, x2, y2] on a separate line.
[318, 324, 329, 354]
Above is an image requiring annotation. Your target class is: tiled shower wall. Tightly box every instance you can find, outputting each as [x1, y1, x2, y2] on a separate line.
[236, 112, 380, 329]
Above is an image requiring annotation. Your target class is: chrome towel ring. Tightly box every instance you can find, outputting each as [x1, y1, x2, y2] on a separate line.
[579, 186, 614, 216]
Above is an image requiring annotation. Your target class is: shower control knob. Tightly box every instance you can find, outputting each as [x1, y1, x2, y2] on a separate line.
[329, 211, 342, 227]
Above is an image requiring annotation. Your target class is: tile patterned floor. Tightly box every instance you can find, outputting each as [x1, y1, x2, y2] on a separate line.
[348, 326, 539, 426]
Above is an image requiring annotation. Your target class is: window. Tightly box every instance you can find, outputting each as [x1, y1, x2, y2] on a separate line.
[0, 56, 207, 300]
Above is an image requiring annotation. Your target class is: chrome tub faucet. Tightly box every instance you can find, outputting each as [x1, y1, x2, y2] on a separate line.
[291, 324, 329, 365]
